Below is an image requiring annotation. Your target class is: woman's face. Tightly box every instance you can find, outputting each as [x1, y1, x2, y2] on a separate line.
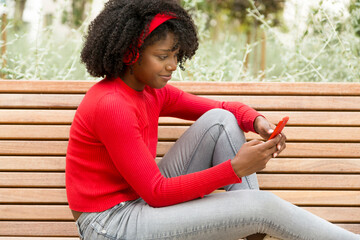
[122, 32, 179, 91]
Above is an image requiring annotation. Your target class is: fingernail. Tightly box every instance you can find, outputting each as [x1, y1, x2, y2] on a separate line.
[277, 145, 281, 150]
[274, 153, 278, 158]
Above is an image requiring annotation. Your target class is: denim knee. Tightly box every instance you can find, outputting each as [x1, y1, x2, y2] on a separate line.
[201, 109, 238, 127]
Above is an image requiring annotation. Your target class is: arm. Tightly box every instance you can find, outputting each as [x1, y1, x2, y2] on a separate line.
[94, 93, 241, 207]
[159, 84, 261, 132]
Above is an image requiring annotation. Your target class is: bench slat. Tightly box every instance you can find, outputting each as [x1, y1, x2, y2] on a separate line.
[1, 141, 360, 157]
[0, 221, 78, 236]
[2, 157, 359, 173]
[0, 222, 355, 236]
[2, 173, 359, 189]
[0, 188, 68, 203]
[1, 205, 359, 222]
[0, 238, 79, 240]
[2, 94, 360, 111]
[0, 110, 76, 124]
[2, 188, 360, 206]
[0, 157, 65, 171]
[158, 142, 360, 158]
[261, 158, 360, 174]
[2, 81, 360, 95]
[3, 125, 360, 142]
[0, 94, 83, 109]
[271, 190, 360, 206]
[0, 173, 65, 187]
[258, 174, 360, 190]
[3, 110, 360, 126]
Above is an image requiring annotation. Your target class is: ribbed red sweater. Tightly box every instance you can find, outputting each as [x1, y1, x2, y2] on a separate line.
[66, 78, 261, 212]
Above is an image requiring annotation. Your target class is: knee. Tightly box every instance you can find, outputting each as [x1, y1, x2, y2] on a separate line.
[250, 191, 288, 216]
[203, 109, 237, 125]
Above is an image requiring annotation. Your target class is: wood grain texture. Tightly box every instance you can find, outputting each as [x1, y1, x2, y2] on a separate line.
[2, 188, 359, 206]
[0, 221, 78, 236]
[1, 205, 359, 222]
[2, 94, 360, 110]
[1, 80, 360, 237]
[2, 173, 359, 190]
[2, 81, 360, 95]
[0, 156, 65, 171]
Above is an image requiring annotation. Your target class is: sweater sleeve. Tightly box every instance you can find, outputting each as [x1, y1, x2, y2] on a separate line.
[94, 93, 241, 208]
[159, 84, 262, 133]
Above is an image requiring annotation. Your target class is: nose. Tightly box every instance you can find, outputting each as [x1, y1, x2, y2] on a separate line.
[166, 58, 177, 72]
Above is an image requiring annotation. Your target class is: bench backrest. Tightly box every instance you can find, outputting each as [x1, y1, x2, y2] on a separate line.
[0, 80, 359, 238]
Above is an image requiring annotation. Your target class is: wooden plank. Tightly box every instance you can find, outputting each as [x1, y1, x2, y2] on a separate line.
[2, 81, 360, 96]
[156, 157, 360, 174]
[0, 238, 79, 240]
[158, 142, 360, 158]
[0, 125, 70, 140]
[0, 141, 68, 155]
[0, 157, 65, 171]
[0, 94, 83, 109]
[2, 188, 359, 206]
[271, 190, 360, 206]
[0, 80, 96, 93]
[1, 205, 359, 222]
[205, 95, 360, 111]
[0, 222, 358, 237]
[258, 174, 360, 190]
[0, 188, 67, 203]
[0, 110, 76, 124]
[303, 207, 360, 222]
[157, 126, 360, 142]
[246, 127, 360, 142]
[0, 221, 78, 236]
[2, 173, 359, 190]
[260, 111, 360, 127]
[0, 173, 65, 187]
[1, 141, 359, 159]
[1, 221, 354, 237]
[2, 125, 360, 142]
[2, 156, 359, 173]
[336, 224, 360, 234]
[1, 110, 360, 127]
[262, 158, 360, 174]
[2, 94, 360, 111]
[170, 82, 360, 96]
[0, 205, 73, 220]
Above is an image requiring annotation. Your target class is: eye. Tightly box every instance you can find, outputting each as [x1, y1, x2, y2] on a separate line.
[157, 55, 168, 60]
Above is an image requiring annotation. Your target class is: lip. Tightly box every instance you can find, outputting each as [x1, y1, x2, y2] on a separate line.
[159, 75, 172, 81]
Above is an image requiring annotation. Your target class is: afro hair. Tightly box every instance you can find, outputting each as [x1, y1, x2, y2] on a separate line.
[80, 0, 199, 78]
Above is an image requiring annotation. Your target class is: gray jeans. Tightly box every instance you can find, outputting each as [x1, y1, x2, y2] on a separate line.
[76, 109, 359, 240]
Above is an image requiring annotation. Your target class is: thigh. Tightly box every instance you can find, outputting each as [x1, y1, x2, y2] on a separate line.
[134, 190, 359, 240]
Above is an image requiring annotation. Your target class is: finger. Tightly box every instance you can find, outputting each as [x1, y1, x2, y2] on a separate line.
[264, 134, 281, 149]
[247, 139, 263, 146]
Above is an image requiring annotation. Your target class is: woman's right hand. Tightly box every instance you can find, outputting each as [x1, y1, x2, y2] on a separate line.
[231, 135, 281, 178]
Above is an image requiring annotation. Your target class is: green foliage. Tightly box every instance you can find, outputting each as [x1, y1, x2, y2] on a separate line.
[0, 0, 359, 82]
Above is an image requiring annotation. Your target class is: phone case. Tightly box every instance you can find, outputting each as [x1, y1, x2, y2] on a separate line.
[268, 116, 289, 140]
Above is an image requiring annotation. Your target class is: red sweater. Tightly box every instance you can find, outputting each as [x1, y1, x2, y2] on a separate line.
[66, 78, 261, 212]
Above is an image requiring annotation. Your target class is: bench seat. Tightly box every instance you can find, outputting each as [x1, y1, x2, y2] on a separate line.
[0, 80, 359, 238]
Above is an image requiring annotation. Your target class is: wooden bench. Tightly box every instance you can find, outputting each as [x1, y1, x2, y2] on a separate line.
[0, 80, 359, 239]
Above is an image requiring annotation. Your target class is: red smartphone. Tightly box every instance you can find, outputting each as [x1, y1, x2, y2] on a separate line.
[268, 116, 289, 140]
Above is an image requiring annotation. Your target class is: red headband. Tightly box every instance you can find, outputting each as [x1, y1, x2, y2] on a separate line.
[123, 13, 177, 65]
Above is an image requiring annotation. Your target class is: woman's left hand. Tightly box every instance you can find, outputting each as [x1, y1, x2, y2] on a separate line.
[253, 116, 287, 158]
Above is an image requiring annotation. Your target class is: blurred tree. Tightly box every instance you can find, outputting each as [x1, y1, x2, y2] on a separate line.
[1, 0, 7, 78]
[187, 0, 284, 79]
[72, 0, 89, 27]
[231, 0, 284, 78]
[349, 0, 360, 38]
[62, 0, 92, 28]
[14, 0, 26, 30]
